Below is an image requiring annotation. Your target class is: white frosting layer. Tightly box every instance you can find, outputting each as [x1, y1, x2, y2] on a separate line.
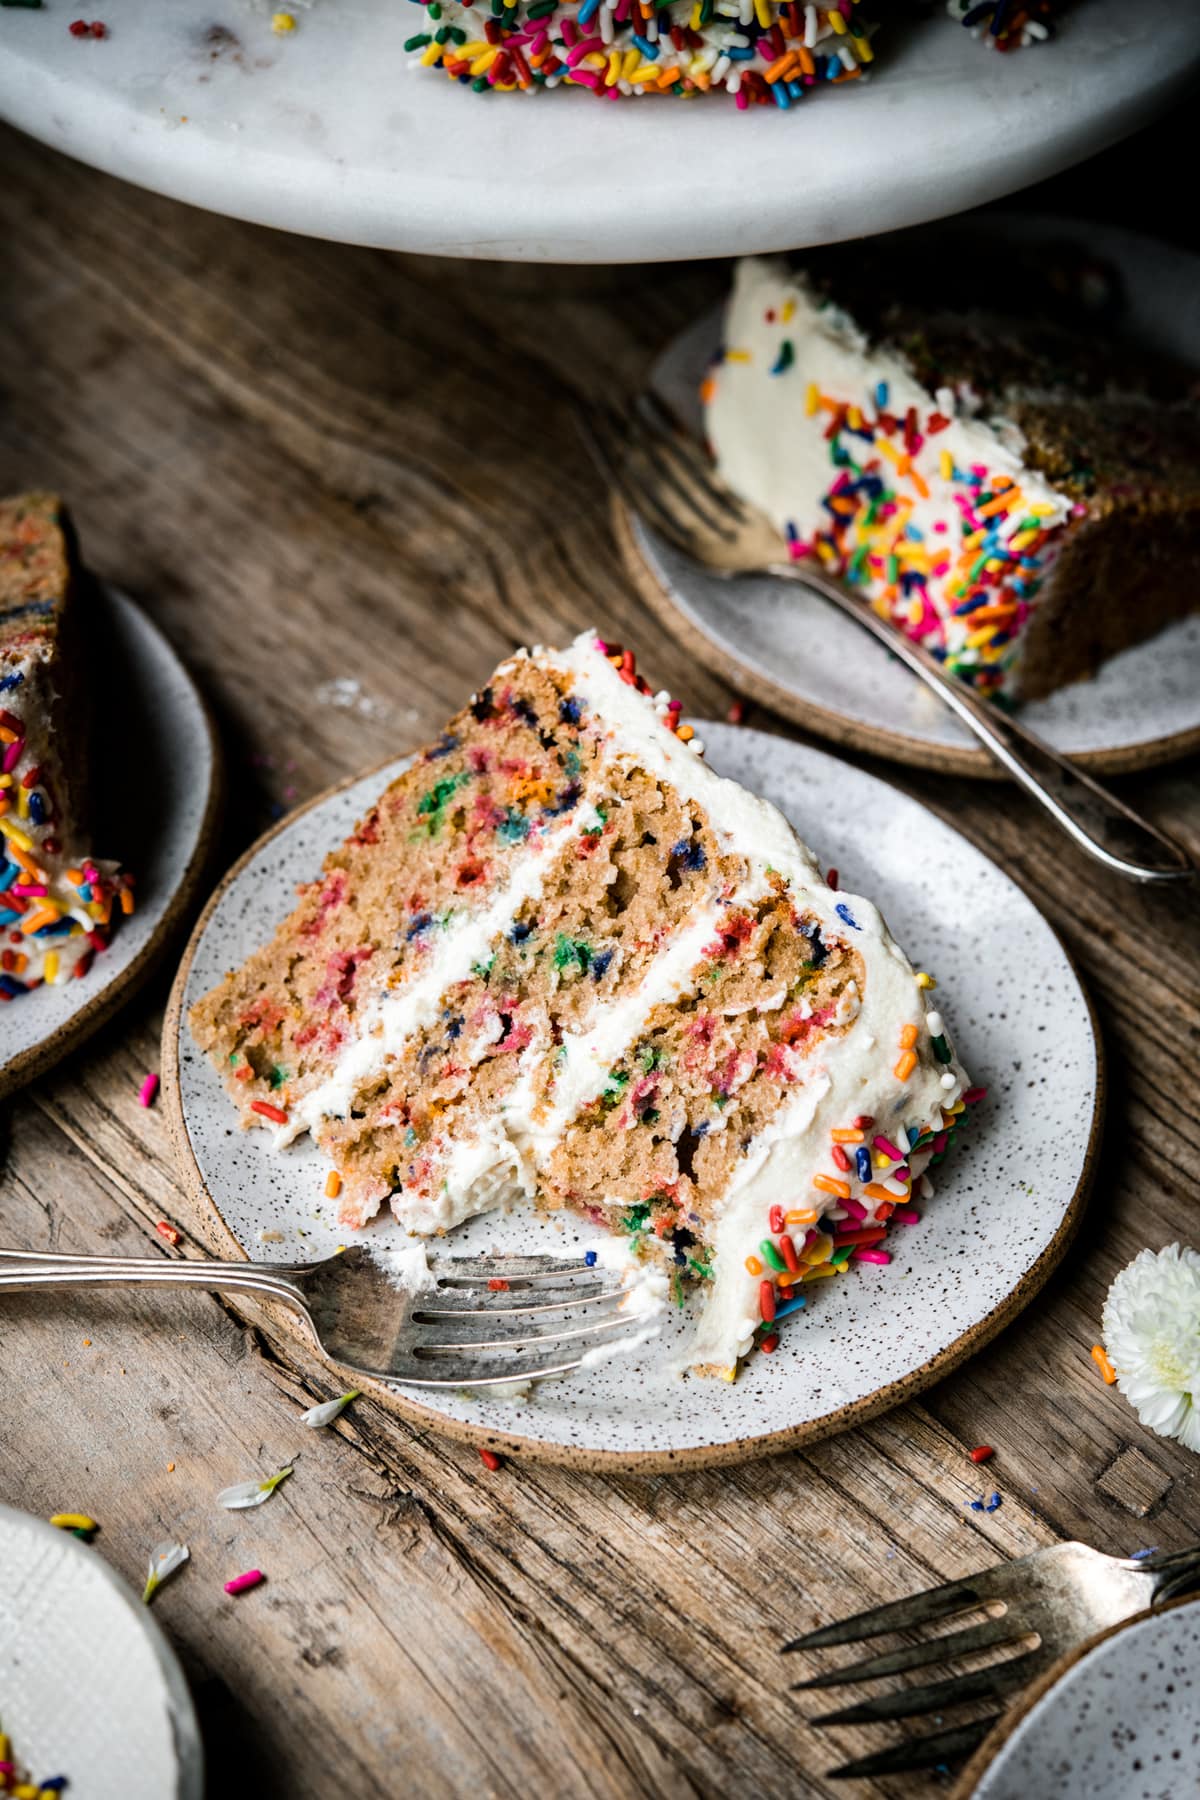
[369, 1240, 438, 1297]
[579, 1236, 670, 1371]
[704, 257, 1072, 688]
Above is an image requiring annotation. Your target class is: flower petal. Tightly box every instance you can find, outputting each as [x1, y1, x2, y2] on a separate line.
[143, 1540, 189, 1605]
[301, 1391, 360, 1429]
[217, 1465, 294, 1510]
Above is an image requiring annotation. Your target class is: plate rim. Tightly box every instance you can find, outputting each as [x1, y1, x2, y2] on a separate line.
[951, 1591, 1200, 1800]
[162, 739, 1104, 1473]
[0, 1501, 205, 1799]
[0, 585, 225, 1101]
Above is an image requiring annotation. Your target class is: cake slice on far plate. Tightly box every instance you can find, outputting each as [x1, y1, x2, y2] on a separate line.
[0, 493, 134, 1001]
[190, 633, 975, 1377]
[703, 255, 1200, 703]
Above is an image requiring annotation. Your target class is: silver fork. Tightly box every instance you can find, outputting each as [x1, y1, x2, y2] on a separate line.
[578, 394, 1195, 886]
[0, 1245, 647, 1387]
[782, 1538, 1200, 1780]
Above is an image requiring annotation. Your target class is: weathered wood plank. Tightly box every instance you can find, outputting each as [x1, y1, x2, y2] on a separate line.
[1, 116, 1199, 1799]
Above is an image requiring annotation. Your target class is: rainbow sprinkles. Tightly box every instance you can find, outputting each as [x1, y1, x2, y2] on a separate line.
[404, 0, 880, 107]
[401, 0, 1059, 105]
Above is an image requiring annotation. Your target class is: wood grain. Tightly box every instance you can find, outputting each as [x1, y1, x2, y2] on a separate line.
[1, 119, 1199, 1799]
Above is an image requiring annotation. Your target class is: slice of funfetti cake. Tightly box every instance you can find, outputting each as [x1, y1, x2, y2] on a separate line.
[191, 632, 974, 1375]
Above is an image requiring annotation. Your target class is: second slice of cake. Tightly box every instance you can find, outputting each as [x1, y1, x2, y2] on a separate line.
[191, 634, 971, 1376]
[703, 256, 1200, 702]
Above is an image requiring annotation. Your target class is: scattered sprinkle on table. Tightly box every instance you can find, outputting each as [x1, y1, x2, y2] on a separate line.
[49, 1513, 96, 1534]
[271, 9, 295, 30]
[68, 16, 105, 34]
[224, 1569, 265, 1597]
[138, 1072, 159, 1108]
[478, 1448, 503, 1473]
[1091, 1343, 1118, 1384]
[726, 699, 747, 725]
[969, 1445, 994, 1464]
[155, 1220, 180, 1246]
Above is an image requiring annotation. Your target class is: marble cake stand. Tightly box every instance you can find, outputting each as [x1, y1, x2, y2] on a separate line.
[1, 0, 1197, 262]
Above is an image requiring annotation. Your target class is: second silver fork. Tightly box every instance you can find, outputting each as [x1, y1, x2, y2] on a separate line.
[580, 394, 1194, 886]
[783, 1537, 1200, 1780]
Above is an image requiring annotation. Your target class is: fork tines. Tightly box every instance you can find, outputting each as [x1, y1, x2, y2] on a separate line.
[406, 1255, 649, 1384]
[783, 1558, 1046, 1779]
[783, 1567, 993, 1654]
[825, 1719, 1003, 1783]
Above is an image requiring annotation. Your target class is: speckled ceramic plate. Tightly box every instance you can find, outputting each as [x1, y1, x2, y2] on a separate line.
[955, 1597, 1200, 1800]
[164, 725, 1101, 1470]
[0, 585, 221, 1098]
[0, 1503, 203, 1800]
[622, 216, 1200, 779]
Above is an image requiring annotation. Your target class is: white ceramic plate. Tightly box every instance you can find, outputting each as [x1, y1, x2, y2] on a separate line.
[962, 1599, 1200, 1800]
[166, 724, 1100, 1468]
[627, 217, 1200, 776]
[0, 585, 220, 1097]
[0, 1504, 203, 1800]
[1, 1, 1197, 262]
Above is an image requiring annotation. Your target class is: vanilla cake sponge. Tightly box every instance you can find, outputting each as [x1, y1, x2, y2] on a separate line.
[191, 633, 975, 1375]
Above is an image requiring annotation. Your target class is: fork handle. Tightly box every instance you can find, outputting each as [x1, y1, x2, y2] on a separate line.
[0, 1246, 312, 1312]
[778, 564, 1195, 884]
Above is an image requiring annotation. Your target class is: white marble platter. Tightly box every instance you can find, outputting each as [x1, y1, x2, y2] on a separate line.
[0, 0, 1197, 262]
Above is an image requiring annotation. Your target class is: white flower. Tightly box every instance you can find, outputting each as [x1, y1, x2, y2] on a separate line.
[217, 1465, 294, 1509]
[1102, 1244, 1200, 1452]
[143, 1540, 189, 1604]
[301, 1390, 359, 1429]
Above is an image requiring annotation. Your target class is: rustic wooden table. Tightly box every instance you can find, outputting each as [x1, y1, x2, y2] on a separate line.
[1, 116, 1198, 1800]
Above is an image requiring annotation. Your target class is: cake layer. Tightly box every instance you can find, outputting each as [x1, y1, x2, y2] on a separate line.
[0, 493, 133, 997]
[703, 256, 1200, 701]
